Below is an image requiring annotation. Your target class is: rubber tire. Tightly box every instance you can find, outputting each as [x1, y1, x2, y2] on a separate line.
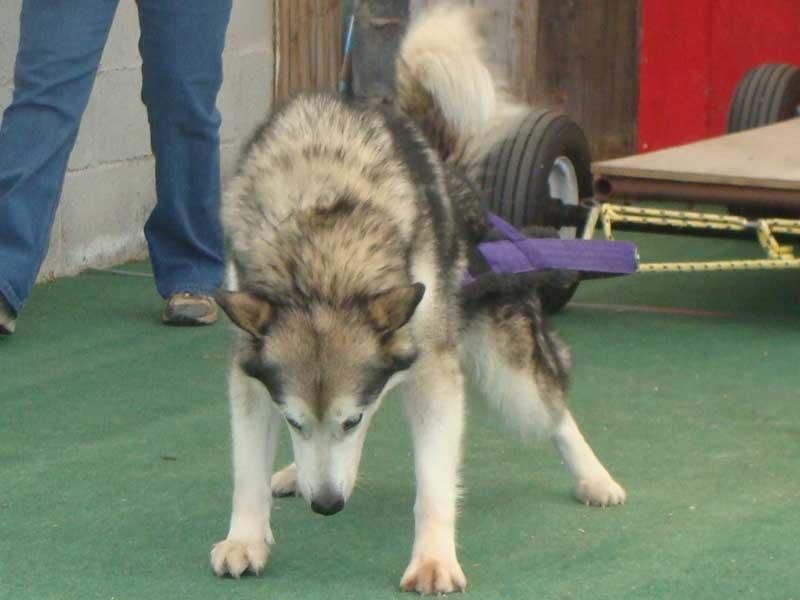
[477, 109, 593, 313]
[726, 63, 800, 218]
[727, 63, 800, 133]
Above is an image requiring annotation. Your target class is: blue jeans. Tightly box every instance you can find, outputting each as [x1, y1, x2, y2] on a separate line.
[0, 0, 232, 315]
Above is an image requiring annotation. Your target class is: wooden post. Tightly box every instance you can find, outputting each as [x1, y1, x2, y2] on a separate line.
[348, 0, 410, 103]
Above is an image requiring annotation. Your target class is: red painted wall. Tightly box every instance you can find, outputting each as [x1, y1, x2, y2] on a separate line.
[638, 0, 800, 153]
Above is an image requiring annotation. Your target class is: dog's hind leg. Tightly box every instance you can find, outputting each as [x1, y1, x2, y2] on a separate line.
[270, 462, 299, 497]
[553, 410, 626, 506]
[462, 296, 625, 507]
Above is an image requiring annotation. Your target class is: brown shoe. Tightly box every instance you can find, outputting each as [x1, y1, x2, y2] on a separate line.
[0, 297, 16, 335]
[162, 292, 218, 326]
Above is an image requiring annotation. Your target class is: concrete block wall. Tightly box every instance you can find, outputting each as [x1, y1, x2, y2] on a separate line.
[0, 1, 275, 283]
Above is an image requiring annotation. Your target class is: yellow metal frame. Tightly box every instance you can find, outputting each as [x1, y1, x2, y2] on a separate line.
[582, 204, 800, 272]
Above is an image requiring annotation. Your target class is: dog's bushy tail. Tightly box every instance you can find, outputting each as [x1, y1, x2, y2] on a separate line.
[395, 4, 529, 176]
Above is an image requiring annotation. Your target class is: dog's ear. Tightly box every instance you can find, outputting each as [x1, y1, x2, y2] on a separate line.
[367, 283, 425, 333]
[216, 291, 273, 337]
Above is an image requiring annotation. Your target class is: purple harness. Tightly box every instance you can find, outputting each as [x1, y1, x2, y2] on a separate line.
[463, 213, 638, 285]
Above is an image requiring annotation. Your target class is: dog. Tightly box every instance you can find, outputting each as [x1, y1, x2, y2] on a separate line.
[210, 4, 625, 595]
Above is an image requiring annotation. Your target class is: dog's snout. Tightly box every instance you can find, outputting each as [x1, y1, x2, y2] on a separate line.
[310, 492, 345, 516]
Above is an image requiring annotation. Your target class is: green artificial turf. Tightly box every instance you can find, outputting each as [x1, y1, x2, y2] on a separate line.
[1, 233, 798, 599]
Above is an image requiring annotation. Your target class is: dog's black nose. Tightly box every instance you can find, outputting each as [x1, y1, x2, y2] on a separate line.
[310, 494, 345, 516]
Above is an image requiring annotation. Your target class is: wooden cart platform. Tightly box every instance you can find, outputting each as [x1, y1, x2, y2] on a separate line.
[592, 118, 800, 211]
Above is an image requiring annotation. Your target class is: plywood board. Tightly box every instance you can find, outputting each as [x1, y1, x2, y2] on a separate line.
[410, 0, 640, 161]
[593, 119, 800, 191]
[533, 0, 640, 160]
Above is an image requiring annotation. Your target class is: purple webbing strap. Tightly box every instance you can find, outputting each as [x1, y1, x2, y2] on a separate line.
[462, 213, 638, 285]
[487, 212, 529, 243]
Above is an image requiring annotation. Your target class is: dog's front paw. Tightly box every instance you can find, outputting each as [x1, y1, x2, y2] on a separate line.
[210, 538, 269, 578]
[575, 475, 626, 507]
[270, 462, 299, 497]
[400, 556, 466, 595]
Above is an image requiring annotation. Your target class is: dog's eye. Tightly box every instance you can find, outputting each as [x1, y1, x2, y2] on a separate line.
[286, 416, 303, 432]
[342, 414, 363, 432]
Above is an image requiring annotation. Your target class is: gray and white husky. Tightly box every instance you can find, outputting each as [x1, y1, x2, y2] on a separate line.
[211, 5, 625, 595]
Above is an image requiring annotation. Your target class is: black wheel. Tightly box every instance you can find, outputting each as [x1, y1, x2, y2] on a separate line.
[726, 63, 800, 218]
[727, 63, 800, 133]
[478, 109, 593, 313]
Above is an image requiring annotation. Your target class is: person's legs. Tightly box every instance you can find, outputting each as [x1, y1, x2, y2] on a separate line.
[136, 0, 231, 310]
[0, 0, 119, 322]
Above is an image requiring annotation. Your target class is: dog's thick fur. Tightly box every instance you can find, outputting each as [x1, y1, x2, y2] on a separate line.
[211, 4, 625, 595]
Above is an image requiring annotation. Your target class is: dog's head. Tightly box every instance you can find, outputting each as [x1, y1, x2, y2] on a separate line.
[218, 284, 424, 515]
